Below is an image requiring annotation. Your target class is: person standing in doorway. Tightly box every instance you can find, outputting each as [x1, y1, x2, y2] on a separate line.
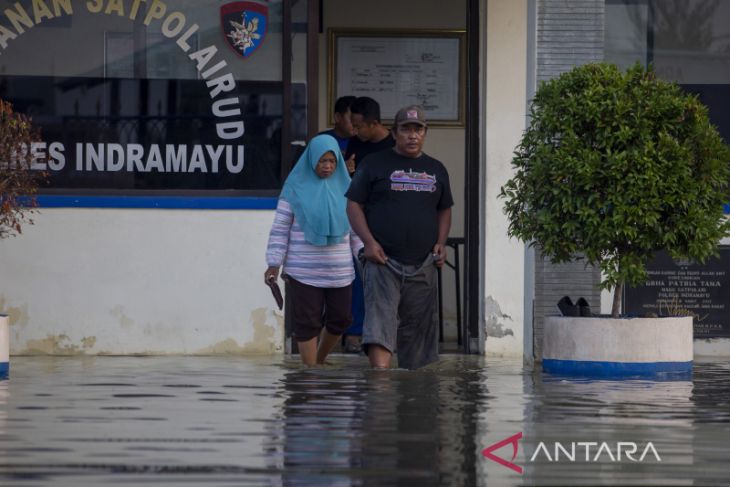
[345, 105, 453, 370]
[265, 134, 363, 366]
[341, 97, 395, 353]
[344, 96, 395, 175]
[319, 95, 356, 156]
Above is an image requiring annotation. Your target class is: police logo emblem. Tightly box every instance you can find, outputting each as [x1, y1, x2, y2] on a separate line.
[221, 2, 268, 58]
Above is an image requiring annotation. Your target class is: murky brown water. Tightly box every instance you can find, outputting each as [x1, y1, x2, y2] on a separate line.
[0, 355, 728, 486]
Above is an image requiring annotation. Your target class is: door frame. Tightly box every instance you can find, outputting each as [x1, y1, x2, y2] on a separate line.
[284, 0, 484, 355]
[464, 0, 482, 353]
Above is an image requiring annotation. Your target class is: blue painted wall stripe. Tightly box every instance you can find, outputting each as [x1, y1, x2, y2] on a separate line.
[543, 358, 692, 377]
[22, 197, 730, 212]
[35, 195, 278, 210]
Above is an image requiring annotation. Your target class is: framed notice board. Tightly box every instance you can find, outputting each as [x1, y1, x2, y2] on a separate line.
[328, 29, 466, 127]
[624, 247, 730, 338]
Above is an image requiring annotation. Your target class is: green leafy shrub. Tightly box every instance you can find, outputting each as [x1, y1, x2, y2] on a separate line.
[0, 98, 43, 239]
[500, 63, 730, 317]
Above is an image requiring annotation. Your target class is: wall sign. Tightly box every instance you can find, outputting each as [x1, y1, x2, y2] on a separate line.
[328, 29, 465, 126]
[220, 1, 268, 58]
[625, 248, 730, 338]
[0, 0, 289, 192]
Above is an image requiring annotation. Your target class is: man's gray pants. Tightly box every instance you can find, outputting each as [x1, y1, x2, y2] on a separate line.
[361, 255, 439, 370]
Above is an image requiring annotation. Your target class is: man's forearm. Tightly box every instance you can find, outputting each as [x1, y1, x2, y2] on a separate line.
[347, 200, 377, 245]
[436, 208, 452, 245]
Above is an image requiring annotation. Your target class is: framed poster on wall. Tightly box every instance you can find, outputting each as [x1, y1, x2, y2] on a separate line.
[328, 29, 466, 127]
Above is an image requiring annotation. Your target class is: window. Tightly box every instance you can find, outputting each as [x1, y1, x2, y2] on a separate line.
[605, 0, 730, 144]
[0, 0, 302, 193]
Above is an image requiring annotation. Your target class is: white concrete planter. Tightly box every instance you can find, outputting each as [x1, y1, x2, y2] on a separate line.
[0, 314, 8, 379]
[543, 316, 693, 377]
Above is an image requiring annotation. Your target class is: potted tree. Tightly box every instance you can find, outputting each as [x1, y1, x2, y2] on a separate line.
[1, 98, 43, 379]
[500, 63, 730, 376]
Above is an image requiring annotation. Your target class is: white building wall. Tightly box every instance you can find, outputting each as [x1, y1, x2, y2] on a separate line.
[0, 1, 539, 359]
[0, 209, 284, 355]
[483, 0, 528, 358]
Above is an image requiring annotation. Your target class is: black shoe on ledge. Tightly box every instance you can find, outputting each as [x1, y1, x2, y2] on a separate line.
[576, 297, 592, 317]
[557, 296, 579, 316]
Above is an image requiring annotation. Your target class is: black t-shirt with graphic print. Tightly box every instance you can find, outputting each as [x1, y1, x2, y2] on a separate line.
[346, 148, 454, 265]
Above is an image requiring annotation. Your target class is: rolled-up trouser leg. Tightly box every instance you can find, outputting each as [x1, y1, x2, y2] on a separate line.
[361, 256, 439, 369]
[395, 262, 438, 370]
[361, 261, 400, 355]
[323, 284, 353, 336]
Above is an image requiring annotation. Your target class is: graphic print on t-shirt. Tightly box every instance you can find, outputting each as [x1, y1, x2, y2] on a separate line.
[390, 169, 437, 193]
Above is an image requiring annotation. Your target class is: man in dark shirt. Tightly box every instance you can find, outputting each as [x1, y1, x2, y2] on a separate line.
[344, 97, 395, 175]
[346, 105, 453, 370]
[319, 95, 356, 155]
[339, 97, 395, 353]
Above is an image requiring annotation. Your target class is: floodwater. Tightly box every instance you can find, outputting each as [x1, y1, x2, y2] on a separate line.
[0, 355, 729, 486]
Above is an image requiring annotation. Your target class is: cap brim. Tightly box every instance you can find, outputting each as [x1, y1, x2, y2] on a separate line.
[396, 120, 427, 127]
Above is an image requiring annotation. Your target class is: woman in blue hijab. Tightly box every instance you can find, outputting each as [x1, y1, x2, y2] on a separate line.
[265, 134, 363, 366]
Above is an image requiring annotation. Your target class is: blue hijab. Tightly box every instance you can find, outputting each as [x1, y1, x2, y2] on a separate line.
[280, 134, 352, 246]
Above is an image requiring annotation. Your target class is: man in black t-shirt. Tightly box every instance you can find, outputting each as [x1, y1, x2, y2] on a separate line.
[344, 97, 395, 175]
[346, 105, 453, 370]
[340, 97, 395, 353]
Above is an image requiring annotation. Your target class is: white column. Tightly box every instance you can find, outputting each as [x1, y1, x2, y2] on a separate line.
[483, 0, 529, 358]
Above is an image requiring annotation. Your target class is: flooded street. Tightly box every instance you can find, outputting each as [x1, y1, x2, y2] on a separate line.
[1, 355, 729, 486]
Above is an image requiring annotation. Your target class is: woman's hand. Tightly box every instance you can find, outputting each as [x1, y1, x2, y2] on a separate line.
[264, 266, 280, 285]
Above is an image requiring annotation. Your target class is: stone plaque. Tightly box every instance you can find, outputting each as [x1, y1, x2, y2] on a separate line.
[625, 247, 730, 338]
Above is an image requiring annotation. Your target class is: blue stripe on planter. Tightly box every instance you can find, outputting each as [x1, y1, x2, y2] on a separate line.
[0, 362, 8, 380]
[543, 359, 692, 377]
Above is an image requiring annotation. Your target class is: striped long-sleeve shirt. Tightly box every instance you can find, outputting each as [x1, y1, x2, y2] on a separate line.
[266, 198, 364, 288]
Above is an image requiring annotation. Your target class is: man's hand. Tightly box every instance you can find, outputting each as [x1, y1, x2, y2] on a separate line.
[434, 208, 451, 268]
[264, 266, 280, 285]
[432, 243, 447, 268]
[345, 154, 356, 174]
[363, 241, 388, 265]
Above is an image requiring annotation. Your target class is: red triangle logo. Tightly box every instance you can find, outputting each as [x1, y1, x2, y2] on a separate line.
[482, 432, 523, 474]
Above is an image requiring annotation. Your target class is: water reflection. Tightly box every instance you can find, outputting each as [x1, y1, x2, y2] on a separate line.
[0, 380, 7, 469]
[523, 372, 695, 485]
[273, 358, 487, 486]
[0, 356, 728, 485]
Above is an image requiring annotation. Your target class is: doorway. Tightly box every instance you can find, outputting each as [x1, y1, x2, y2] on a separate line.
[283, 0, 482, 355]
